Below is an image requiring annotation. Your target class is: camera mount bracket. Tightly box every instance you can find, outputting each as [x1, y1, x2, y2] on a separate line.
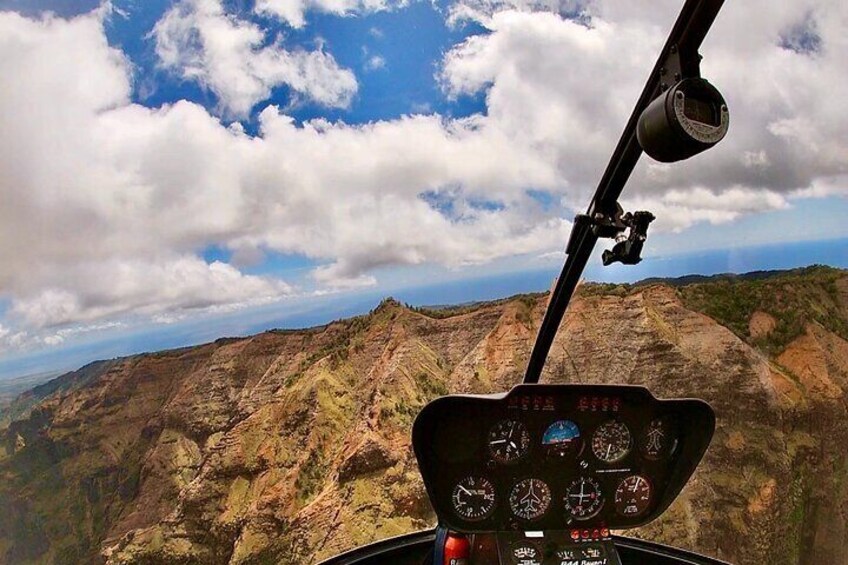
[566, 204, 656, 266]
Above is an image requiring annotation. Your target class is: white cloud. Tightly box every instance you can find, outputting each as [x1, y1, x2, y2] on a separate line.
[9, 257, 292, 330]
[447, 0, 587, 26]
[441, 1, 848, 202]
[365, 54, 386, 70]
[0, 8, 568, 349]
[1, 0, 847, 354]
[255, 0, 407, 29]
[153, 0, 358, 117]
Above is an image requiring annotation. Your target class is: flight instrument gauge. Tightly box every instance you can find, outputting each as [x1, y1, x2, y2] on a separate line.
[564, 476, 604, 520]
[614, 475, 652, 517]
[509, 478, 551, 521]
[592, 420, 632, 463]
[640, 417, 676, 460]
[488, 419, 530, 464]
[451, 476, 496, 521]
[510, 541, 542, 565]
[542, 420, 583, 459]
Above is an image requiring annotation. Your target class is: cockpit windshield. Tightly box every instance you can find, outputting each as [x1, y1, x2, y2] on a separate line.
[0, 0, 846, 564]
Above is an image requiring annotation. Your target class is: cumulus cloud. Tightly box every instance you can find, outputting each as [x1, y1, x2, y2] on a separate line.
[153, 0, 358, 117]
[0, 8, 568, 349]
[255, 0, 407, 29]
[1, 0, 847, 353]
[441, 0, 848, 209]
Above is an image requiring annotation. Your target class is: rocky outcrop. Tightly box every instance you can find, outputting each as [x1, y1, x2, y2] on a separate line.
[1, 268, 847, 565]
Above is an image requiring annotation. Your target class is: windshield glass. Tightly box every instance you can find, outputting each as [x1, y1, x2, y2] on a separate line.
[0, 1, 846, 564]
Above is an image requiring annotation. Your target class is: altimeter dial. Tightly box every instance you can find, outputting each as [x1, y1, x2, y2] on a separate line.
[614, 475, 652, 517]
[592, 420, 632, 463]
[451, 476, 496, 521]
[564, 476, 604, 520]
[509, 478, 551, 521]
[488, 419, 530, 464]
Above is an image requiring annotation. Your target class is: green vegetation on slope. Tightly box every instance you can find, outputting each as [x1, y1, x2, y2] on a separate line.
[676, 266, 848, 353]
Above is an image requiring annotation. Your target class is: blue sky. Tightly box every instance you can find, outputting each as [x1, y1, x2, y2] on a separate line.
[0, 0, 846, 379]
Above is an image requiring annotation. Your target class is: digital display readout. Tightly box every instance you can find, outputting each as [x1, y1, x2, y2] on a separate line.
[578, 396, 622, 413]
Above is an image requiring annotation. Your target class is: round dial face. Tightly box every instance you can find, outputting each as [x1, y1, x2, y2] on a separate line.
[542, 420, 583, 459]
[451, 476, 496, 521]
[592, 420, 632, 463]
[509, 478, 551, 521]
[487, 419, 530, 464]
[640, 417, 676, 460]
[510, 542, 542, 565]
[564, 476, 604, 520]
[614, 475, 652, 517]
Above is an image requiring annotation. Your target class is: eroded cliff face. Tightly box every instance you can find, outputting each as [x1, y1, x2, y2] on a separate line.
[1, 268, 847, 565]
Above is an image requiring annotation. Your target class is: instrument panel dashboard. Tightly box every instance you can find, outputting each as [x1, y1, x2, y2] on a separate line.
[412, 384, 714, 533]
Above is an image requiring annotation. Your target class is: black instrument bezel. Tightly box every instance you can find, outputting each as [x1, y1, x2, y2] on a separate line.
[412, 384, 714, 533]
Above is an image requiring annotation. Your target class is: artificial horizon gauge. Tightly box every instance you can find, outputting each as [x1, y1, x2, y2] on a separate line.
[564, 476, 604, 520]
[592, 420, 632, 463]
[451, 476, 496, 521]
[488, 419, 530, 464]
[640, 417, 676, 460]
[542, 420, 583, 459]
[509, 478, 551, 521]
[614, 475, 652, 517]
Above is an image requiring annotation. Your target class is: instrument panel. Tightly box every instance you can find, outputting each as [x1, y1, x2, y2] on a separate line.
[413, 384, 714, 533]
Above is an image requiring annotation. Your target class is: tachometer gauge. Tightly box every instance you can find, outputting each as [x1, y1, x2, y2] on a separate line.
[510, 541, 542, 565]
[542, 420, 583, 459]
[592, 420, 632, 463]
[487, 419, 530, 464]
[614, 475, 652, 517]
[564, 476, 604, 520]
[640, 417, 676, 460]
[451, 476, 496, 521]
[509, 478, 551, 521]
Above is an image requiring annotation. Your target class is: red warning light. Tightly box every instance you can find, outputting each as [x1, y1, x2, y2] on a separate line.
[443, 532, 470, 565]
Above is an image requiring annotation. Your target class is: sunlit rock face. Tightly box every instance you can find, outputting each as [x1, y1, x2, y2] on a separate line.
[1, 267, 846, 565]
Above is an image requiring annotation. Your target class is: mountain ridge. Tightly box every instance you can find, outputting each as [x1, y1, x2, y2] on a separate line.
[1, 266, 847, 564]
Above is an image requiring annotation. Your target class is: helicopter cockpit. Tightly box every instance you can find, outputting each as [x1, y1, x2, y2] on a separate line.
[321, 0, 734, 563]
[413, 385, 714, 565]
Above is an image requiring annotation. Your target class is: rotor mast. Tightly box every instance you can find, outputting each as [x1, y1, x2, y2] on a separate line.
[523, 0, 727, 384]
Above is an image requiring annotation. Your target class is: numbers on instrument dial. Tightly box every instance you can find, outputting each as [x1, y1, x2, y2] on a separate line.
[487, 419, 530, 464]
[592, 420, 632, 463]
[563, 476, 604, 520]
[509, 478, 551, 521]
[614, 475, 652, 517]
[451, 476, 496, 521]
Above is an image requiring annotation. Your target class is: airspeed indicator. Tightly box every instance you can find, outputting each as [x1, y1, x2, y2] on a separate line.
[451, 476, 496, 521]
